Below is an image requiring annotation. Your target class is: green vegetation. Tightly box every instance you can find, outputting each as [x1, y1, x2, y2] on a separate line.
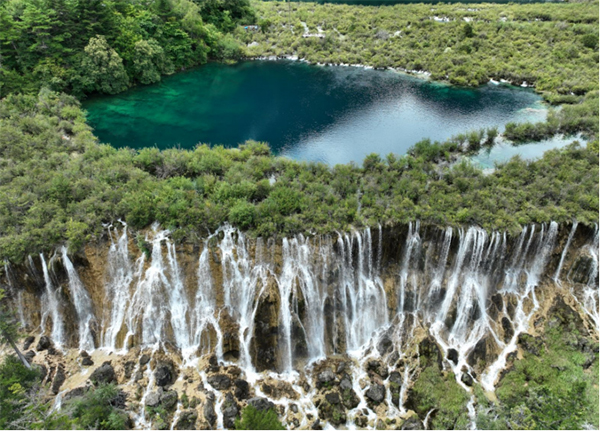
[235, 405, 285, 430]
[0, 0, 255, 98]
[407, 340, 470, 429]
[476, 299, 599, 430]
[0, 90, 597, 263]
[0, 353, 130, 430]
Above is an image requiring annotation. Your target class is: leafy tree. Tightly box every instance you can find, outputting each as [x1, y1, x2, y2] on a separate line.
[78, 35, 129, 94]
[132, 39, 172, 85]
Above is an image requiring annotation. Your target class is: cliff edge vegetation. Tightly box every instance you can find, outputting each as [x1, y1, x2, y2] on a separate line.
[0, 90, 597, 263]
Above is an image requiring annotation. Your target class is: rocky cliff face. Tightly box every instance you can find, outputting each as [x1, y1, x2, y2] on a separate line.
[1, 221, 598, 429]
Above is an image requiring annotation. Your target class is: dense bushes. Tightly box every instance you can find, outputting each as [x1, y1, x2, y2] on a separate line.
[0, 0, 255, 97]
[0, 90, 597, 263]
[235, 405, 285, 430]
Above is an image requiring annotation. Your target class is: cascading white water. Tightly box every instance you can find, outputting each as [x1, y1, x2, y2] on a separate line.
[39, 253, 66, 349]
[9, 220, 598, 430]
[102, 224, 134, 350]
[61, 246, 96, 351]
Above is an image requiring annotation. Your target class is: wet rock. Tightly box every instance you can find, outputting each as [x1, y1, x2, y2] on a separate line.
[491, 293, 503, 312]
[402, 415, 424, 430]
[51, 365, 66, 395]
[221, 393, 239, 429]
[336, 362, 346, 374]
[23, 336, 35, 351]
[160, 390, 178, 411]
[447, 348, 459, 364]
[354, 413, 368, 428]
[339, 375, 353, 391]
[290, 403, 299, 414]
[501, 317, 514, 344]
[341, 388, 359, 410]
[311, 419, 322, 430]
[377, 333, 393, 356]
[325, 392, 340, 404]
[203, 399, 217, 427]
[145, 391, 161, 408]
[80, 350, 90, 358]
[207, 374, 231, 390]
[247, 397, 275, 411]
[154, 363, 174, 387]
[139, 353, 151, 366]
[389, 371, 402, 385]
[24, 350, 36, 362]
[175, 409, 198, 430]
[366, 384, 385, 403]
[36, 335, 51, 351]
[82, 357, 94, 366]
[123, 361, 135, 379]
[234, 379, 250, 400]
[316, 369, 335, 388]
[461, 372, 474, 387]
[90, 362, 116, 385]
[208, 354, 219, 371]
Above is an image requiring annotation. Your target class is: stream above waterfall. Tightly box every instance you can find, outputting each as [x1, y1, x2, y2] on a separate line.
[83, 61, 557, 165]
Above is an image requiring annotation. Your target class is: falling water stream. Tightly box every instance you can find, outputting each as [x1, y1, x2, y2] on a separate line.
[8, 221, 598, 429]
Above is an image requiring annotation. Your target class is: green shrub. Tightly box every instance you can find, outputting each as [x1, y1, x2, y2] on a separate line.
[235, 406, 284, 430]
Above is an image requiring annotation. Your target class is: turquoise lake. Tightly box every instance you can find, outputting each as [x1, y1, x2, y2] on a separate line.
[84, 61, 552, 165]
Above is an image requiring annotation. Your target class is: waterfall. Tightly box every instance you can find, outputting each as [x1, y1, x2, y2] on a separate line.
[102, 224, 134, 350]
[6, 220, 598, 430]
[40, 253, 66, 349]
[61, 247, 96, 351]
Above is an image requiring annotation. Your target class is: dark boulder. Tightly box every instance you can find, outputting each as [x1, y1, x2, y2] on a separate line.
[207, 374, 231, 390]
[366, 384, 385, 404]
[325, 392, 340, 405]
[447, 348, 459, 364]
[139, 353, 151, 366]
[402, 416, 424, 430]
[203, 398, 217, 427]
[51, 365, 66, 394]
[234, 379, 250, 400]
[316, 369, 335, 388]
[174, 409, 198, 430]
[90, 362, 116, 385]
[461, 372, 474, 387]
[64, 386, 89, 401]
[154, 363, 174, 387]
[247, 397, 275, 412]
[23, 336, 35, 351]
[160, 390, 178, 411]
[221, 393, 239, 429]
[36, 335, 52, 351]
[82, 357, 94, 366]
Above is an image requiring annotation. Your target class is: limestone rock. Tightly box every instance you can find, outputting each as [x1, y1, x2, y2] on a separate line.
[203, 398, 217, 426]
[145, 391, 161, 408]
[160, 390, 178, 410]
[175, 409, 198, 430]
[247, 397, 275, 411]
[366, 384, 385, 404]
[90, 362, 116, 385]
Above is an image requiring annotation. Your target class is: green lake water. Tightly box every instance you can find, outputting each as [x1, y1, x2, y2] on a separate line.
[84, 60, 556, 165]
